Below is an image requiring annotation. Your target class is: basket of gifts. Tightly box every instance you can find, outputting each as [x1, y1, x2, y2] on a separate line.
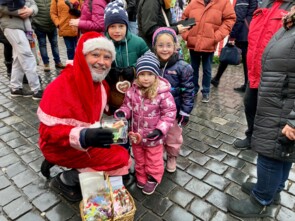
[79, 172, 136, 221]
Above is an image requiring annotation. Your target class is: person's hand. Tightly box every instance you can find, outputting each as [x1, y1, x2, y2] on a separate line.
[114, 111, 125, 119]
[69, 18, 79, 27]
[177, 115, 189, 127]
[18, 6, 33, 19]
[282, 124, 295, 140]
[84, 128, 114, 147]
[228, 38, 235, 45]
[177, 24, 191, 34]
[146, 129, 163, 139]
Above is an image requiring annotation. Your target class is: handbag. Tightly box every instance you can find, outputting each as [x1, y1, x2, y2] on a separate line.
[219, 44, 242, 65]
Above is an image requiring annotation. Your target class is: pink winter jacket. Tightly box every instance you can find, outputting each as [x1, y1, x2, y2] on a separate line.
[78, 0, 108, 33]
[117, 77, 177, 147]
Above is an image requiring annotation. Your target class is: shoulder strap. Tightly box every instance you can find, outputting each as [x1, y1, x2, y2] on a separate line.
[161, 7, 170, 27]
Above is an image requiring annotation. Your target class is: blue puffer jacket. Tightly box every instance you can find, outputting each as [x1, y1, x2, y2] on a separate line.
[160, 53, 195, 116]
[229, 0, 257, 41]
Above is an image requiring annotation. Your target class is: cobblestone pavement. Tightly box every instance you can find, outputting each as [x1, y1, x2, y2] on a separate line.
[0, 38, 295, 221]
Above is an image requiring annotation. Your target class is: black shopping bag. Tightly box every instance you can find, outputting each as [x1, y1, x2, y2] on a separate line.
[219, 44, 242, 65]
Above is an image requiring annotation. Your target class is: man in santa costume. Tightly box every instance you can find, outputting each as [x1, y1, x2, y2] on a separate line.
[37, 32, 131, 202]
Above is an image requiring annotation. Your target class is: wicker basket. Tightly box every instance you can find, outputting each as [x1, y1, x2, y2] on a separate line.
[79, 174, 136, 221]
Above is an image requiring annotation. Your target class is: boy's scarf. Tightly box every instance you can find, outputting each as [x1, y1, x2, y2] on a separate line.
[283, 6, 295, 30]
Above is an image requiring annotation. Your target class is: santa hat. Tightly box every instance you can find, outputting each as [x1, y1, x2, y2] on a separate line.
[82, 35, 116, 61]
[104, 0, 129, 31]
[136, 51, 160, 76]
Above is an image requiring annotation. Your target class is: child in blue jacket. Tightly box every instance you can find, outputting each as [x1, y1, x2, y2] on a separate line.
[152, 27, 195, 173]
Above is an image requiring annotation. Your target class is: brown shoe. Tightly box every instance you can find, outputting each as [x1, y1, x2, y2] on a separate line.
[44, 64, 50, 72]
[55, 62, 65, 69]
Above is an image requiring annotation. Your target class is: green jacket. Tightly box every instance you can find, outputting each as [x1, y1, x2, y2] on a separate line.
[106, 31, 149, 68]
[105, 30, 149, 110]
[32, 0, 56, 32]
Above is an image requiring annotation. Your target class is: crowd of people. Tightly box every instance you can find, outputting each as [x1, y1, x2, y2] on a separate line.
[1, 0, 295, 219]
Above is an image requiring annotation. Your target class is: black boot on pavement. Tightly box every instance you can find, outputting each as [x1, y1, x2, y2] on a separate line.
[233, 137, 251, 150]
[234, 84, 246, 92]
[40, 159, 55, 179]
[228, 195, 270, 218]
[241, 182, 281, 205]
[49, 173, 82, 202]
[211, 78, 219, 87]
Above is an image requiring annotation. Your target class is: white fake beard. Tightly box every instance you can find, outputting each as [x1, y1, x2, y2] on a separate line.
[88, 64, 110, 82]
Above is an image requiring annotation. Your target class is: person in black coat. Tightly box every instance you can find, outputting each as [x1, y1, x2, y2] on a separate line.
[137, 0, 190, 49]
[211, 0, 257, 92]
[126, 0, 138, 34]
[228, 8, 295, 218]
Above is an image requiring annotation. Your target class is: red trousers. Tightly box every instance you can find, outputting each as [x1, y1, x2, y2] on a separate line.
[132, 144, 164, 184]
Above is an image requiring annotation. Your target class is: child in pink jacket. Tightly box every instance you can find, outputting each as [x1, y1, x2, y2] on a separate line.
[115, 51, 176, 195]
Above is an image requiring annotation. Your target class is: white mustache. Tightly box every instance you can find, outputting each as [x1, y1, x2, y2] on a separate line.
[92, 63, 107, 70]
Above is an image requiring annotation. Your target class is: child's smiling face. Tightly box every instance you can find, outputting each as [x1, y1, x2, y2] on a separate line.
[108, 23, 127, 42]
[154, 34, 176, 62]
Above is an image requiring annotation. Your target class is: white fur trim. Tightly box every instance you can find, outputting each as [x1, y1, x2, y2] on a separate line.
[83, 37, 116, 61]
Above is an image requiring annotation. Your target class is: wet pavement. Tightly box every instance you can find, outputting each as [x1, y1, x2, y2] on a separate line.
[0, 38, 295, 221]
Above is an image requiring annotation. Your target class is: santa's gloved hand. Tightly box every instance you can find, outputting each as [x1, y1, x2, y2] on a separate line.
[114, 111, 125, 119]
[80, 128, 113, 148]
[146, 129, 162, 139]
[177, 115, 189, 127]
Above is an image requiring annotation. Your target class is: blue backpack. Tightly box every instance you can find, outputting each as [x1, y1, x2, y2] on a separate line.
[0, 0, 26, 11]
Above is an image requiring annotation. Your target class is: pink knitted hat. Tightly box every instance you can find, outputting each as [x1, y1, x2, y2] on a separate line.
[152, 27, 178, 47]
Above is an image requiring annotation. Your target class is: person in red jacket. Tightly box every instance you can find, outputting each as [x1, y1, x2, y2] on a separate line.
[37, 32, 130, 202]
[233, 0, 294, 150]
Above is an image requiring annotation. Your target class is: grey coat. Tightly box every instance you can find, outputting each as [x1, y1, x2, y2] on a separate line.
[32, 0, 55, 32]
[0, 0, 38, 31]
[252, 25, 295, 162]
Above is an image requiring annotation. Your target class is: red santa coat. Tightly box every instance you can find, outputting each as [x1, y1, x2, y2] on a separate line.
[37, 32, 129, 172]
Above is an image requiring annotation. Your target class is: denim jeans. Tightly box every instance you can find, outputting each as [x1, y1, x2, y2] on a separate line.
[253, 154, 292, 205]
[189, 50, 214, 95]
[35, 28, 61, 65]
[63, 36, 77, 60]
[244, 85, 258, 138]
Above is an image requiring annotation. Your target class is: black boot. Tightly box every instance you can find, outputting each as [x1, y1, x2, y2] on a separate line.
[228, 195, 270, 218]
[211, 78, 219, 87]
[41, 159, 55, 179]
[233, 137, 251, 150]
[241, 182, 281, 205]
[49, 173, 82, 202]
[234, 84, 246, 92]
